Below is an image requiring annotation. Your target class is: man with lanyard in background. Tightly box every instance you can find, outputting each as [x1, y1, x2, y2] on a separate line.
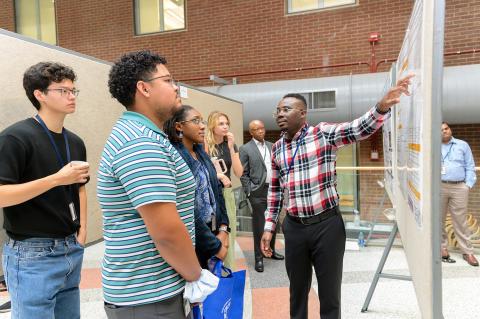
[240, 120, 283, 273]
[440, 122, 478, 266]
[261, 74, 414, 319]
[0, 62, 89, 318]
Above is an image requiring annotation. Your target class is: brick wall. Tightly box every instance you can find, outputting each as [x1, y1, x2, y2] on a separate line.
[2, 1, 479, 85]
[244, 124, 480, 224]
[0, 1, 15, 31]
[449, 124, 480, 219]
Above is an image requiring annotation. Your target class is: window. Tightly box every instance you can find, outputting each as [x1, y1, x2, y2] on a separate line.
[298, 90, 336, 110]
[135, 0, 185, 35]
[287, 0, 356, 14]
[15, 0, 57, 45]
[336, 145, 358, 213]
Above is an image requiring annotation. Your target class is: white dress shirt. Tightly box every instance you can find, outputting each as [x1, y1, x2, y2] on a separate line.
[254, 138, 272, 184]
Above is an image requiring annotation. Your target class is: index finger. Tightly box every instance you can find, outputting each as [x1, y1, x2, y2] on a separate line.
[397, 73, 415, 85]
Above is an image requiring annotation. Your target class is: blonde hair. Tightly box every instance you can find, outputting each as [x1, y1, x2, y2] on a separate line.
[206, 111, 230, 157]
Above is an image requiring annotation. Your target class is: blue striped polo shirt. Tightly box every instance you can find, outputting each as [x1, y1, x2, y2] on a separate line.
[97, 111, 196, 306]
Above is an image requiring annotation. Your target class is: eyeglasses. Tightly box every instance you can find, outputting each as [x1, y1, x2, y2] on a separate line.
[180, 118, 207, 125]
[143, 75, 177, 87]
[45, 88, 80, 97]
[272, 106, 295, 118]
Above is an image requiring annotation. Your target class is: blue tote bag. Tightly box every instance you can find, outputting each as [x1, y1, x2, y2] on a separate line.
[193, 259, 246, 319]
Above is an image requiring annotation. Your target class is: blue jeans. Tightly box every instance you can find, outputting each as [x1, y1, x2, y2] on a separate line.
[2, 234, 84, 319]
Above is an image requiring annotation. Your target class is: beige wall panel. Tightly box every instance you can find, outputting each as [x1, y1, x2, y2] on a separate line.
[179, 84, 244, 187]
[0, 31, 244, 245]
[0, 32, 123, 244]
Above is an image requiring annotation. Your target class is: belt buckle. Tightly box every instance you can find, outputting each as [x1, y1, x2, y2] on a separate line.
[300, 217, 310, 225]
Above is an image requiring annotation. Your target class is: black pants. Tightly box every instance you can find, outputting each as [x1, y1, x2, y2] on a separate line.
[283, 207, 346, 319]
[249, 184, 277, 261]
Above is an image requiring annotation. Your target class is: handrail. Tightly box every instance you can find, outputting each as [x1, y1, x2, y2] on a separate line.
[336, 166, 480, 171]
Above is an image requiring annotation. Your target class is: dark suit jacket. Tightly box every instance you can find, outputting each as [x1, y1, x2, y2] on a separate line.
[239, 139, 273, 196]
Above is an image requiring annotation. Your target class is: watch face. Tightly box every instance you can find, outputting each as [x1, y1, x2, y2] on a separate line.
[220, 226, 230, 233]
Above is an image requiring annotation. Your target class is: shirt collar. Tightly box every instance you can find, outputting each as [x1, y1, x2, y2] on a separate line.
[121, 111, 166, 136]
[282, 123, 309, 141]
[445, 137, 456, 145]
[253, 138, 265, 146]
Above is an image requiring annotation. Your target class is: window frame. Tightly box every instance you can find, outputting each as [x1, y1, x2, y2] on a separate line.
[286, 0, 358, 15]
[14, 0, 58, 45]
[133, 0, 187, 36]
[295, 89, 338, 112]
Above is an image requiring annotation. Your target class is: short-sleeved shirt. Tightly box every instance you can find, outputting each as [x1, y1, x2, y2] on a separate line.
[215, 141, 238, 179]
[97, 111, 196, 306]
[0, 118, 86, 239]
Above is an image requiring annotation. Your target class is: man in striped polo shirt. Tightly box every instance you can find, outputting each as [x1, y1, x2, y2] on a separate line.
[98, 51, 201, 318]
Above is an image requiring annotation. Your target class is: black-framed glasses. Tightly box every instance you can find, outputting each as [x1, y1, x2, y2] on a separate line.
[180, 118, 207, 125]
[272, 106, 295, 118]
[45, 88, 80, 97]
[143, 75, 177, 87]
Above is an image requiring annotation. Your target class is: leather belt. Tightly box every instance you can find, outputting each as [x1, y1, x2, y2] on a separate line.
[441, 180, 464, 184]
[287, 207, 339, 225]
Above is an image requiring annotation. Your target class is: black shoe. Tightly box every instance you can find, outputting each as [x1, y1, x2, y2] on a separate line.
[0, 301, 11, 313]
[270, 251, 284, 260]
[255, 259, 264, 272]
[441, 255, 456, 263]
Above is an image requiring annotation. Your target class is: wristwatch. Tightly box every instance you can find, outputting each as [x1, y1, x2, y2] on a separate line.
[219, 225, 231, 234]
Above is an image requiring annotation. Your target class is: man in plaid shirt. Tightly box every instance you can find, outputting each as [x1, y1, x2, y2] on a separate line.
[261, 75, 413, 319]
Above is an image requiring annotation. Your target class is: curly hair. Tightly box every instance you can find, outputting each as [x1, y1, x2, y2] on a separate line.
[205, 111, 230, 157]
[108, 50, 167, 108]
[163, 105, 194, 143]
[23, 62, 76, 110]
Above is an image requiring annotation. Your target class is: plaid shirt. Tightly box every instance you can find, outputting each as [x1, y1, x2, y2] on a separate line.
[264, 106, 390, 231]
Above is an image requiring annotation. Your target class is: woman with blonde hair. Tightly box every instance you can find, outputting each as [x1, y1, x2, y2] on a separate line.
[205, 111, 243, 269]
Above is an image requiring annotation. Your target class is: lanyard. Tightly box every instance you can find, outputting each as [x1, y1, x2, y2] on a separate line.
[282, 126, 308, 176]
[442, 143, 453, 162]
[35, 114, 71, 168]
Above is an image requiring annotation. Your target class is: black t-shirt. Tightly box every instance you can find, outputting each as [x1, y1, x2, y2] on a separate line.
[215, 141, 238, 179]
[0, 118, 87, 240]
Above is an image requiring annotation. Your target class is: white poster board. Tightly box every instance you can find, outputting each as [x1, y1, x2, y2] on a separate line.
[382, 0, 444, 318]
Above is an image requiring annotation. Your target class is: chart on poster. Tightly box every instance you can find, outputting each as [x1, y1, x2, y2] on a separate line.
[395, 0, 424, 229]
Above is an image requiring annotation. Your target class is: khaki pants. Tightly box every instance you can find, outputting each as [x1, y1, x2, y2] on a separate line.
[222, 188, 236, 270]
[441, 182, 474, 254]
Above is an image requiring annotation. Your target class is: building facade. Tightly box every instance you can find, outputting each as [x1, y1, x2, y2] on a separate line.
[1, 0, 479, 225]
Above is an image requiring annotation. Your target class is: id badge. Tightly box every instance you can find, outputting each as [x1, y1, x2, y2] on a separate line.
[69, 202, 77, 221]
[441, 165, 446, 175]
[283, 187, 289, 209]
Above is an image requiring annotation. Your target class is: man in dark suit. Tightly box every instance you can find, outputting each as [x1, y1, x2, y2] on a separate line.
[240, 120, 284, 272]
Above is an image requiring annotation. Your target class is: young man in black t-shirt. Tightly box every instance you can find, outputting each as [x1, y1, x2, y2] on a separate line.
[0, 62, 89, 319]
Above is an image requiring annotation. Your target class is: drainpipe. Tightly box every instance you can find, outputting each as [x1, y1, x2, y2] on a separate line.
[178, 48, 477, 83]
[179, 61, 371, 82]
